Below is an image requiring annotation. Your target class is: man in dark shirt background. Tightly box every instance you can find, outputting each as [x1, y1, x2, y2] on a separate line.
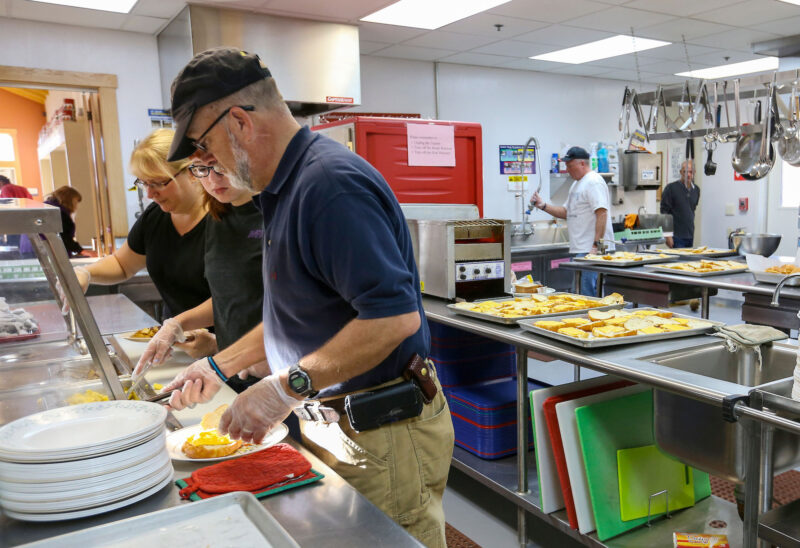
[660, 160, 699, 248]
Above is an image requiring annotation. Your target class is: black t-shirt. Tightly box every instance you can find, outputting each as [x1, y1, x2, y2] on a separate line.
[204, 201, 264, 350]
[660, 181, 700, 241]
[127, 202, 211, 318]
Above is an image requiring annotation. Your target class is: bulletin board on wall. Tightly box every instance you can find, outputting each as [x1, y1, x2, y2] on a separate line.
[661, 140, 685, 202]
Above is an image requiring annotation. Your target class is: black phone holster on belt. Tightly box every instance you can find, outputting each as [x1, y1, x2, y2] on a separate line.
[344, 354, 438, 433]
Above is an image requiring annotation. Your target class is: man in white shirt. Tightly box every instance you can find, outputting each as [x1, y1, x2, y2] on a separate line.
[530, 146, 615, 296]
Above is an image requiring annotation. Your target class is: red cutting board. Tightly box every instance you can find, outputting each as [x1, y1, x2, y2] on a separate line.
[543, 380, 633, 529]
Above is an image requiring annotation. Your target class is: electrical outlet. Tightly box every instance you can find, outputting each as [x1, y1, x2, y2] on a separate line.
[725, 203, 735, 216]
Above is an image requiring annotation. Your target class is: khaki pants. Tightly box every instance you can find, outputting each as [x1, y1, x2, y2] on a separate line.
[299, 378, 454, 548]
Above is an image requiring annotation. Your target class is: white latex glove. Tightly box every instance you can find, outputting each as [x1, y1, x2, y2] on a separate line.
[529, 191, 544, 209]
[218, 373, 299, 444]
[237, 359, 271, 380]
[56, 266, 91, 314]
[174, 329, 217, 359]
[164, 358, 224, 411]
[133, 318, 186, 374]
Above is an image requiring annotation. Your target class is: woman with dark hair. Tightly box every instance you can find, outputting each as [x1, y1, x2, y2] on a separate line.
[45, 186, 85, 257]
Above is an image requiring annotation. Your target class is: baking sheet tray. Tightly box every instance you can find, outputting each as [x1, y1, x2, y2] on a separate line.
[22, 491, 300, 548]
[447, 294, 627, 325]
[572, 255, 675, 267]
[517, 308, 720, 348]
[645, 263, 748, 277]
[751, 271, 800, 286]
[644, 248, 738, 258]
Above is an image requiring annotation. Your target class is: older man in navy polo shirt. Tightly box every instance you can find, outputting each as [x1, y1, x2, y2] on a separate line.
[163, 48, 453, 547]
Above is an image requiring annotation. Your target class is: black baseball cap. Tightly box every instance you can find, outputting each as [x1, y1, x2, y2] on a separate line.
[560, 146, 590, 162]
[167, 47, 271, 162]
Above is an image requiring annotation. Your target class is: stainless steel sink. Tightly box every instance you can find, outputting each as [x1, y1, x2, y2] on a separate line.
[646, 341, 800, 482]
[637, 213, 673, 231]
[510, 225, 569, 251]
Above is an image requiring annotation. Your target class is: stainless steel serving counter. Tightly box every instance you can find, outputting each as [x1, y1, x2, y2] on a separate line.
[422, 296, 800, 548]
[1, 439, 420, 548]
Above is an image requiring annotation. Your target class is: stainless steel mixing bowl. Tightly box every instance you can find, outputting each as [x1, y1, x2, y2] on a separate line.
[730, 232, 782, 256]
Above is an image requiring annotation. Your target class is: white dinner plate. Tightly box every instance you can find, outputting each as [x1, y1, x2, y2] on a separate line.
[0, 401, 166, 459]
[2, 473, 173, 522]
[165, 423, 288, 463]
[0, 431, 166, 482]
[0, 461, 173, 513]
[0, 451, 170, 501]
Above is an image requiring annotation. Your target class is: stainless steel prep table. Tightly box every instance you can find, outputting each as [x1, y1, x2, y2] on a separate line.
[0, 439, 420, 548]
[422, 296, 800, 548]
[558, 260, 800, 326]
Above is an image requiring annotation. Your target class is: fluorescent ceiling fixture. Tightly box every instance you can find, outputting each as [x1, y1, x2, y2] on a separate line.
[28, 0, 137, 13]
[531, 35, 670, 64]
[778, 0, 800, 5]
[361, 0, 510, 30]
[676, 57, 780, 79]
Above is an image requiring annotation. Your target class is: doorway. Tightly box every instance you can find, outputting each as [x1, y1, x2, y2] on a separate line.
[0, 65, 128, 258]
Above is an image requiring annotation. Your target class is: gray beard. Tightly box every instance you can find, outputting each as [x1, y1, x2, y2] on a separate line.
[226, 127, 257, 192]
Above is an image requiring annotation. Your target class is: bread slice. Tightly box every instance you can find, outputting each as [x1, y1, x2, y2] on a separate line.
[182, 436, 243, 459]
[562, 317, 591, 327]
[638, 326, 664, 335]
[588, 309, 615, 321]
[534, 320, 565, 332]
[201, 404, 229, 430]
[557, 327, 589, 339]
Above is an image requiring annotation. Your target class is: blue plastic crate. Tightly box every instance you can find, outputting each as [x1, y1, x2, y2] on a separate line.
[428, 321, 515, 388]
[447, 378, 544, 460]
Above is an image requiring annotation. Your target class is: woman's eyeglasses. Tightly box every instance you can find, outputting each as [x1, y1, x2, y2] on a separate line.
[132, 178, 171, 191]
[188, 164, 226, 178]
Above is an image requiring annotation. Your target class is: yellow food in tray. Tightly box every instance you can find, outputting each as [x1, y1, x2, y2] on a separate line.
[659, 260, 746, 273]
[665, 246, 732, 255]
[129, 326, 160, 339]
[535, 308, 713, 341]
[766, 264, 800, 275]
[66, 389, 109, 405]
[454, 292, 623, 319]
[581, 251, 670, 262]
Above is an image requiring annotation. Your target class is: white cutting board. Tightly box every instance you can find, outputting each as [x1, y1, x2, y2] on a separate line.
[530, 375, 621, 514]
[555, 385, 647, 534]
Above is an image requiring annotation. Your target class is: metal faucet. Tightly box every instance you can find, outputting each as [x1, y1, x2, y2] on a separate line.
[517, 136, 543, 238]
[637, 206, 647, 217]
[770, 273, 800, 306]
[596, 238, 617, 254]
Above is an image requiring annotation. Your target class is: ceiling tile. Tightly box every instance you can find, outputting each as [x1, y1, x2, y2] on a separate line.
[550, 64, 612, 76]
[605, 58, 712, 75]
[371, 44, 457, 62]
[359, 40, 391, 54]
[8, 0, 126, 29]
[636, 42, 721, 61]
[584, 53, 669, 70]
[439, 52, 519, 68]
[690, 50, 766, 67]
[514, 24, 614, 47]
[599, 69, 664, 83]
[753, 14, 800, 36]
[692, 0, 800, 27]
[403, 30, 498, 50]
[486, 0, 606, 24]
[500, 58, 571, 71]
[623, 0, 745, 17]
[120, 14, 168, 34]
[439, 13, 549, 38]
[637, 18, 735, 42]
[258, 0, 390, 22]
[561, 6, 677, 34]
[357, 22, 427, 43]
[471, 39, 553, 57]
[131, 0, 186, 19]
[689, 28, 781, 52]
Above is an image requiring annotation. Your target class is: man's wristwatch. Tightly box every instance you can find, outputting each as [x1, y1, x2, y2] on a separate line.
[287, 363, 319, 398]
[539, 202, 547, 210]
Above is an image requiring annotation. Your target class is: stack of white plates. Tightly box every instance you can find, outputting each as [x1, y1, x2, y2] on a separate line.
[0, 400, 172, 521]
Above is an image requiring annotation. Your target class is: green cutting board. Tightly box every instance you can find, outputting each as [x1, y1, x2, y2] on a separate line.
[574, 390, 711, 541]
[617, 444, 695, 521]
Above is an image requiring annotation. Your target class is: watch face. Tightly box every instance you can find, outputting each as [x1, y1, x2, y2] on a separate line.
[289, 375, 305, 391]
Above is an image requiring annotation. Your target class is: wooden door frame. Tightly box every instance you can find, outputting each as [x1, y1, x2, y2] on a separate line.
[0, 65, 128, 237]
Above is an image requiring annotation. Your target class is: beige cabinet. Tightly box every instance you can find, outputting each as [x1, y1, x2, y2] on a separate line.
[37, 120, 98, 248]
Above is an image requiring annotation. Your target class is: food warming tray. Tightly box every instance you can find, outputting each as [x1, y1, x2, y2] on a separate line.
[517, 308, 720, 348]
[645, 263, 748, 277]
[572, 255, 675, 267]
[21, 491, 300, 548]
[447, 294, 627, 325]
[647, 248, 738, 258]
[751, 271, 800, 286]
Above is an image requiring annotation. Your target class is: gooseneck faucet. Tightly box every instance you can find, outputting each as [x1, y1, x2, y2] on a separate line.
[770, 273, 800, 306]
[518, 136, 543, 239]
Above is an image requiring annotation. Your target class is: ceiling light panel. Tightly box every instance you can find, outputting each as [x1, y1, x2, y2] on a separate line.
[778, 0, 800, 5]
[361, 0, 511, 30]
[676, 57, 779, 79]
[29, 0, 137, 13]
[532, 35, 670, 64]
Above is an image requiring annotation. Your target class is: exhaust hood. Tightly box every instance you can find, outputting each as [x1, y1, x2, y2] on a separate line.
[157, 5, 361, 117]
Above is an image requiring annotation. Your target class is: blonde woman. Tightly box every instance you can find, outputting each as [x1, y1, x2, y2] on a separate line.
[69, 128, 210, 319]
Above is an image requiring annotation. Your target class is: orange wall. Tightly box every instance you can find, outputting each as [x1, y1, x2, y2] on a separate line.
[0, 89, 46, 198]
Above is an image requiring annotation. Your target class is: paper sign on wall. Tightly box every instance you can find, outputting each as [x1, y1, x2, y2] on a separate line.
[407, 123, 455, 167]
